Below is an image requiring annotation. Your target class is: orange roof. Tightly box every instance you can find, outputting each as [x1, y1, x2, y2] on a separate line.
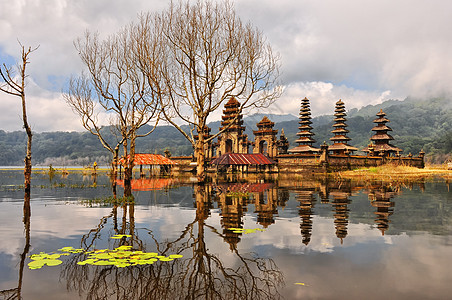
[116, 178, 175, 191]
[120, 154, 177, 165]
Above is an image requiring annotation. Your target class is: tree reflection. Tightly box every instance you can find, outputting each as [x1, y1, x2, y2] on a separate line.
[0, 188, 31, 299]
[60, 183, 283, 299]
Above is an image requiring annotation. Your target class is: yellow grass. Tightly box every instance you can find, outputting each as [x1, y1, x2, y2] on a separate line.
[338, 164, 452, 182]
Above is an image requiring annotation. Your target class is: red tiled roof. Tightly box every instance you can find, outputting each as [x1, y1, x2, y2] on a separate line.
[120, 154, 177, 165]
[211, 153, 276, 165]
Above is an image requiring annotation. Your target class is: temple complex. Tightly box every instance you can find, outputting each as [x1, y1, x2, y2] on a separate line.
[363, 109, 402, 157]
[252, 116, 278, 158]
[288, 97, 320, 154]
[328, 99, 358, 155]
[172, 96, 424, 174]
[217, 97, 250, 155]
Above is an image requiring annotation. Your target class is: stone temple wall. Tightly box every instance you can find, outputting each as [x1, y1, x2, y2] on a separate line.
[276, 153, 424, 173]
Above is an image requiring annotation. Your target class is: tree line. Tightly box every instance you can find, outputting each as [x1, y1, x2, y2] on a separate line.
[1, 96, 451, 166]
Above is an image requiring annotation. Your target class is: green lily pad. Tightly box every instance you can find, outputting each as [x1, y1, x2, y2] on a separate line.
[228, 227, 265, 234]
[77, 258, 97, 265]
[28, 260, 46, 269]
[159, 257, 174, 262]
[45, 259, 63, 266]
[93, 260, 115, 266]
[93, 253, 113, 260]
[111, 234, 132, 239]
[114, 261, 131, 268]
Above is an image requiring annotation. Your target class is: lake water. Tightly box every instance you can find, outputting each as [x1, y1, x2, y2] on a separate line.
[0, 169, 451, 299]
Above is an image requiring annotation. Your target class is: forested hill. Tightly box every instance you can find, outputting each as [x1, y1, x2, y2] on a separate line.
[0, 97, 450, 166]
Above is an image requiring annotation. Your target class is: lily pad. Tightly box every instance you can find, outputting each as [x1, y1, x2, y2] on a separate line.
[93, 260, 115, 266]
[159, 257, 174, 262]
[28, 260, 46, 269]
[110, 234, 132, 239]
[295, 282, 308, 286]
[45, 259, 63, 266]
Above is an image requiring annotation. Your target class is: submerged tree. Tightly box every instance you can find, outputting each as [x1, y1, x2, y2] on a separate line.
[0, 44, 37, 198]
[136, 0, 281, 182]
[65, 28, 161, 197]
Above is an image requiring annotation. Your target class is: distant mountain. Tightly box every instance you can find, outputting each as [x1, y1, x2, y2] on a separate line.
[0, 98, 450, 165]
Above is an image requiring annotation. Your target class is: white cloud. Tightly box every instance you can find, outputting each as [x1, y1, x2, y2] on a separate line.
[263, 81, 398, 117]
[1, 0, 452, 131]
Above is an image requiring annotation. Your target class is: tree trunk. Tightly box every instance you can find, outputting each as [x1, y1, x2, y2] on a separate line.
[195, 136, 206, 183]
[111, 146, 119, 199]
[123, 133, 136, 198]
[21, 69, 32, 195]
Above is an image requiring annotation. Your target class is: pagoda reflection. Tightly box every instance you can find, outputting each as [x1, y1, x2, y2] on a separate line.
[368, 185, 398, 235]
[214, 182, 280, 250]
[330, 190, 351, 244]
[295, 189, 316, 245]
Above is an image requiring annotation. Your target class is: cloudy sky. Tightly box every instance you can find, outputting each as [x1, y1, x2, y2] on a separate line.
[0, 0, 451, 132]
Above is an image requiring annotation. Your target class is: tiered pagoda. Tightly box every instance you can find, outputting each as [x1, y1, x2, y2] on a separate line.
[253, 116, 278, 157]
[328, 99, 358, 155]
[363, 109, 402, 156]
[217, 98, 250, 155]
[288, 97, 320, 154]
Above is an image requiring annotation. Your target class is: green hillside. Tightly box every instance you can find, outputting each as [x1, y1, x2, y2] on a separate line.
[0, 97, 450, 166]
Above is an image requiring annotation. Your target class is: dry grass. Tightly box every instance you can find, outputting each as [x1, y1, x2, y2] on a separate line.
[338, 164, 452, 182]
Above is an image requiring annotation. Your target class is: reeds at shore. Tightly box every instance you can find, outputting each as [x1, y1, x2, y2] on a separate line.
[337, 164, 452, 182]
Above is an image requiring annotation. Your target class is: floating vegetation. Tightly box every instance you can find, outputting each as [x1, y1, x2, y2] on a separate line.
[110, 234, 132, 239]
[80, 196, 134, 207]
[28, 243, 183, 270]
[28, 252, 64, 270]
[77, 244, 183, 268]
[228, 227, 265, 234]
[294, 282, 308, 286]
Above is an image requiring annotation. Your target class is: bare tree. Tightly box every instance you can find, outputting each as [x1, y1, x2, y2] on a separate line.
[137, 0, 282, 182]
[65, 28, 161, 197]
[0, 44, 38, 196]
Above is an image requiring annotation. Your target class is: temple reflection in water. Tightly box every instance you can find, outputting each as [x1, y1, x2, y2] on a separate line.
[188, 176, 417, 247]
[115, 175, 424, 247]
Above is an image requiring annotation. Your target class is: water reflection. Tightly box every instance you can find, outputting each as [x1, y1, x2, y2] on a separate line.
[57, 176, 435, 299]
[60, 184, 283, 299]
[0, 187, 31, 300]
[1, 170, 450, 300]
[368, 185, 398, 235]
